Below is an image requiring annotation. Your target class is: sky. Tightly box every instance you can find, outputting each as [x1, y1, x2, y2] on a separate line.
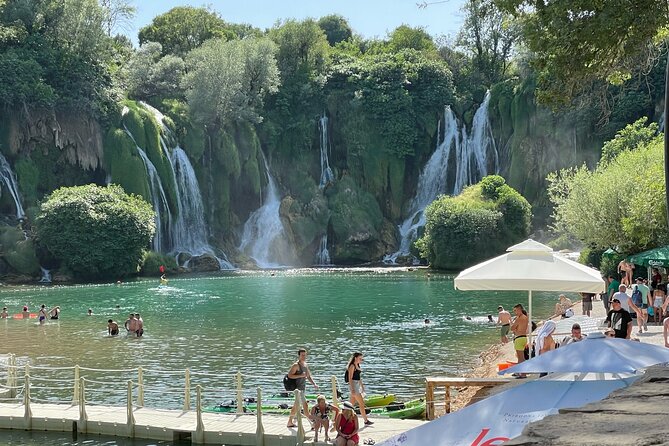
[127, 0, 466, 44]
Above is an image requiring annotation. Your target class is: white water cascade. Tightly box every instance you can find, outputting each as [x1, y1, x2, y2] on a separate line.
[318, 114, 334, 188]
[139, 102, 234, 269]
[384, 91, 498, 264]
[315, 234, 331, 266]
[0, 152, 26, 220]
[39, 267, 52, 283]
[121, 119, 172, 254]
[238, 151, 294, 268]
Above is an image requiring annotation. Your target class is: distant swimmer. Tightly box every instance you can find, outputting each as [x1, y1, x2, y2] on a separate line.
[135, 313, 144, 337]
[160, 274, 168, 286]
[424, 318, 431, 324]
[49, 306, 60, 320]
[1, 307, 8, 318]
[87, 308, 93, 316]
[465, 316, 472, 321]
[108, 319, 119, 336]
[487, 314, 494, 323]
[38, 304, 48, 324]
[22, 306, 29, 319]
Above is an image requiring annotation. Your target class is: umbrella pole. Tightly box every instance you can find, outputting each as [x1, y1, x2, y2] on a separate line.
[528, 290, 533, 348]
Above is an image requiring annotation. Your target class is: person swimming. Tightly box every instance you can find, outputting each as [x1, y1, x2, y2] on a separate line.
[424, 318, 431, 324]
[487, 314, 494, 323]
[108, 319, 119, 336]
[160, 274, 168, 286]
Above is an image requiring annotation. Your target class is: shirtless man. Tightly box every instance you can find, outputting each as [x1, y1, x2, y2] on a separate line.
[510, 304, 529, 364]
[1, 307, 8, 318]
[38, 304, 48, 325]
[497, 306, 512, 343]
[135, 313, 144, 337]
[618, 260, 634, 286]
[108, 319, 120, 336]
[124, 313, 137, 334]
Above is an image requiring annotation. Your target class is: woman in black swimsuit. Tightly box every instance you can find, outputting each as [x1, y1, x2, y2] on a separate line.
[346, 352, 373, 425]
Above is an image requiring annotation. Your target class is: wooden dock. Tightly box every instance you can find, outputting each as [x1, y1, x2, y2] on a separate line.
[0, 401, 423, 445]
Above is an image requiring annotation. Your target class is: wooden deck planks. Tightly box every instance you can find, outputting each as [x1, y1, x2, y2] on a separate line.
[0, 402, 424, 444]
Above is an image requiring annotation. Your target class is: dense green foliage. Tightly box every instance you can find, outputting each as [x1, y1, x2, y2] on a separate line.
[416, 175, 531, 269]
[35, 185, 155, 280]
[548, 121, 668, 255]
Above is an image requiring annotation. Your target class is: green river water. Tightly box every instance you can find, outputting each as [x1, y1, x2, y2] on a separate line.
[0, 269, 558, 445]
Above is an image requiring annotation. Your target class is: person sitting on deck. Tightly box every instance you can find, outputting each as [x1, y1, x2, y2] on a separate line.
[561, 323, 587, 346]
[554, 295, 573, 318]
[310, 395, 340, 443]
[334, 401, 359, 446]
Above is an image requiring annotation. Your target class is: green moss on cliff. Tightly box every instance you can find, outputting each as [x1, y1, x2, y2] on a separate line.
[103, 128, 151, 200]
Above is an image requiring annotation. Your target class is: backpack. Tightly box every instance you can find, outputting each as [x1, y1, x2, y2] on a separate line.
[283, 374, 297, 391]
[631, 286, 643, 307]
[344, 369, 349, 383]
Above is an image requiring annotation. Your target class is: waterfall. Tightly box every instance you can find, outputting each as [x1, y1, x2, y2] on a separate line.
[318, 114, 334, 188]
[384, 91, 498, 264]
[38, 267, 52, 283]
[139, 102, 234, 269]
[0, 152, 26, 220]
[238, 151, 294, 268]
[315, 234, 331, 266]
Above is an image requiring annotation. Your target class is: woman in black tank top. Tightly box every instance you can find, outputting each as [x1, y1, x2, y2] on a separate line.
[346, 352, 373, 425]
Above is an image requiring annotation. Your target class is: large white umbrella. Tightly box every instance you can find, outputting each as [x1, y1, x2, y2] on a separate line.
[377, 374, 636, 446]
[499, 334, 669, 375]
[454, 239, 606, 342]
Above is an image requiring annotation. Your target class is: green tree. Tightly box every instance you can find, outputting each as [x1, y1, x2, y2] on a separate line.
[457, 0, 519, 84]
[496, 0, 669, 226]
[35, 184, 155, 280]
[317, 14, 352, 46]
[99, 0, 136, 36]
[269, 19, 330, 80]
[387, 25, 437, 54]
[600, 117, 659, 167]
[127, 42, 185, 99]
[183, 37, 280, 127]
[138, 6, 234, 56]
[548, 134, 667, 254]
[416, 175, 531, 269]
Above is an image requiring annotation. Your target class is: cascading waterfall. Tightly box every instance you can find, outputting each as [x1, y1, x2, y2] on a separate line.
[315, 234, 331, 266]
[38, 267, 52, 283]
[384, 91, 498, 264]
[124, 127, 172, 253]
[0, 152, 26, 220]
[139, 102, 234, 269]
[238, 151, 294, 268]
[318, 114, 334, 188]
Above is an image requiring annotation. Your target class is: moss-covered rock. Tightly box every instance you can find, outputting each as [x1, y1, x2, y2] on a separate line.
[103, 128, 151, 201]
[0, 225, 40, 275]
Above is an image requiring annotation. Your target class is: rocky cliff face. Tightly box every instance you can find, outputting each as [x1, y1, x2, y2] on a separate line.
[507, 366, 669, 446]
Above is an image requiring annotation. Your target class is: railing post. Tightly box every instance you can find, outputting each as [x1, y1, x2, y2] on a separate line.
[235, 371, 243, 414]
[127, 380, 135, 438]
[137, 367, 144, 407]
[445, 385, 451, 414]
[295, 389, 305, 445]
[255, 387, 264, 446]
[194, 385, 204, 444]
[7, 354, 16, 399]
[331, 375, 339, 407]
[23, 373, 32, 430]
[78, 377, 87, 433]
[183, 369, 191, 411]
[425, 379, 435, 421]
[72, 365, 80, 405]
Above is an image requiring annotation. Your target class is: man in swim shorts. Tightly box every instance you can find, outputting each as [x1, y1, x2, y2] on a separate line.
[1, 307, 7, 318]
[497, 306, 511, 343]
[124, 313, 137, 334]
[108, 319, 120, 336]
[38, 304, 48, 324]
[135, 313, 144, 337]
[511, 304, 529, 364]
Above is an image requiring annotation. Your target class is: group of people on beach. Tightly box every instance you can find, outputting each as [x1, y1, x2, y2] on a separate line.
[284, 348, 371, 445]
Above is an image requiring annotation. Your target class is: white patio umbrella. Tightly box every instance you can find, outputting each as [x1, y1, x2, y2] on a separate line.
[499, 333, 669, 375]
[454, 239, 605, 343]
[377, 374, 636, 446]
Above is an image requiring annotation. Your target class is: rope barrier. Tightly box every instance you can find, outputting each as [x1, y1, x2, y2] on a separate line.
[82, 377, 132, 386]
[140, 368, 187, 376]
[78, 366, 136, 373]
[140, 387, 184, 395]
[29, 377, 72, 383]
[27, 365, 76, 371]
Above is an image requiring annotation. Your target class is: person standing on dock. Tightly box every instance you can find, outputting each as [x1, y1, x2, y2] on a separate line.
[286, 348, 318, 428]
[346, 352, 373, 425]
[511, 304, 529, 365]
[497, 306, 511, 343]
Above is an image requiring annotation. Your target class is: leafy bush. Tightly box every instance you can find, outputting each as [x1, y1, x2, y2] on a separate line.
[140, 251, 178, 276]
[416, 175, 532, 269]
[35, 184, 155, 280]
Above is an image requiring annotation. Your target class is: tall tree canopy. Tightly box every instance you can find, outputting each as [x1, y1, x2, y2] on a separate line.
[317, 14, 352, 46]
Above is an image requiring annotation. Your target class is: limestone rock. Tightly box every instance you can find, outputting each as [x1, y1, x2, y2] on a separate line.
[188, 254, 220, 272]
[507, 366, 669, 446]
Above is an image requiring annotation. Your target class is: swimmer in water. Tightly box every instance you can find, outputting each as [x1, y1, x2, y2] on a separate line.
[87, 308, 93, 316]
[487, 314, 494, 323]
[465, 316, 472, 321]
[108, 319, 119, 336]
[38, 304, 48, 324]
[22, 306, 29, 319]
[160, 274, 168, 285]
[424, 318, 431, 324]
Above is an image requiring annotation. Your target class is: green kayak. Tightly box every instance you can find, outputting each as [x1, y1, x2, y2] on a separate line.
[371, 398, 425, 420]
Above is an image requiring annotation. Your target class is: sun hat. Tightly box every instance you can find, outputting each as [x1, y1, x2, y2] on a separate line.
[342, 401, 355, 410]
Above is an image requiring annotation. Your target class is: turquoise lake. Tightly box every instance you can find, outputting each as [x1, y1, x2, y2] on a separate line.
[0, 269, 557, 424]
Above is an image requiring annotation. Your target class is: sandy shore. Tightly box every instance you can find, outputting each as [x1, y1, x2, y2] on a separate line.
[450, 292, 668, 411]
